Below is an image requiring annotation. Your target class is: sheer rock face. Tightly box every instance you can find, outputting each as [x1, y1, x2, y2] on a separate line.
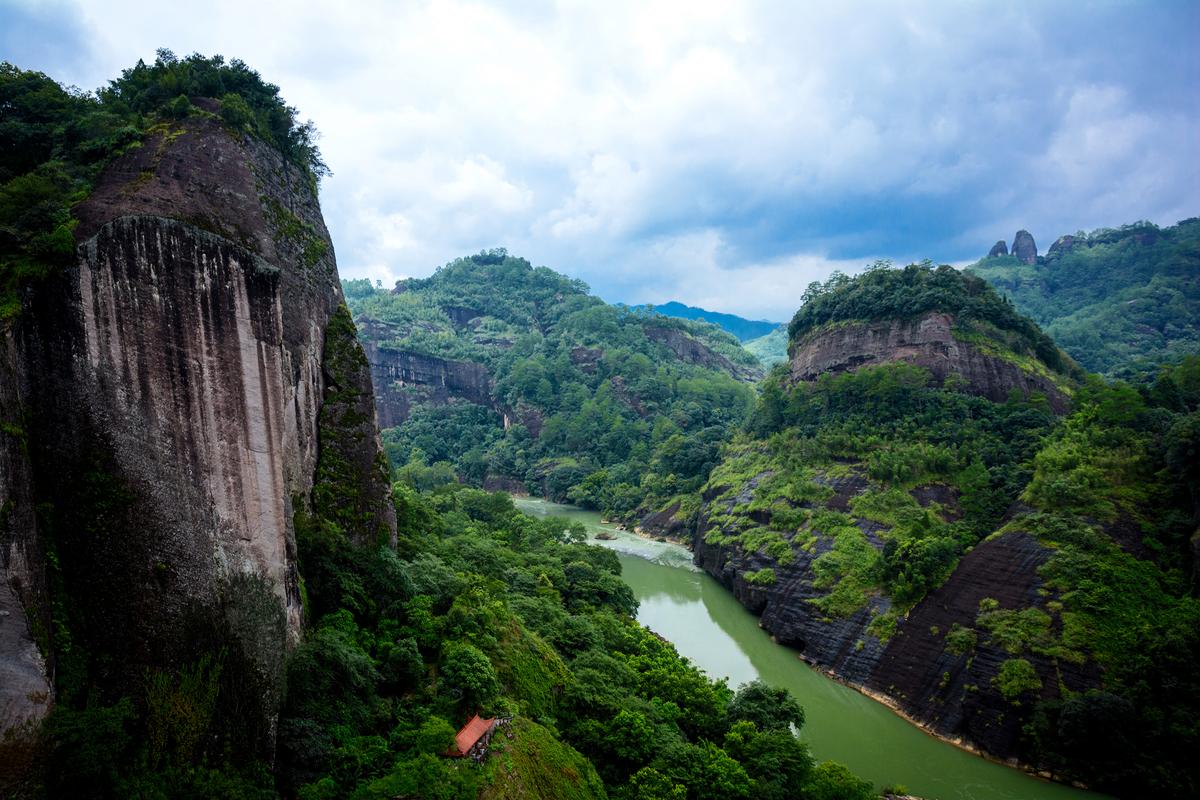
[0, 332, 52, 734]
[642, 324, 764, 382]
[1011, 230, 1038, 265]
[695, 504, 1100, 762]
[788, 312, 1068, 412]
[1, 116, 393, 741]
[987, 240, 1009, 258]
[359, 327, 494, 428]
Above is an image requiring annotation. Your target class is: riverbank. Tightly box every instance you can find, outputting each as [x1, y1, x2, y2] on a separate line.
[513, 496, 1106, 800]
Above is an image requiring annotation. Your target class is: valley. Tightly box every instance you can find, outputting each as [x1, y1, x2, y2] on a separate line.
[515, 497, 1106, 800]
[1, 34, 1197, 800]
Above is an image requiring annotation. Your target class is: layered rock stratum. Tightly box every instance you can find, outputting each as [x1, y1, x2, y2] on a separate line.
[788, 311, 1069, 411]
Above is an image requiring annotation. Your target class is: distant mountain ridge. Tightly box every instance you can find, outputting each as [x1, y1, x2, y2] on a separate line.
[631, 300, 780, 342]
[967, 218, 1200, 377]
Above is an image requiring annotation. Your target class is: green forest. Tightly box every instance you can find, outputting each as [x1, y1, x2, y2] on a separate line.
[344, 254, 761, 523]
[35, 475, 876, 800]
[967, 219, 1200, 379]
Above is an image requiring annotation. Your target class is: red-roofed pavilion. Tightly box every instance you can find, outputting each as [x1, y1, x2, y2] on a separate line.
[447, 714, 498, 760]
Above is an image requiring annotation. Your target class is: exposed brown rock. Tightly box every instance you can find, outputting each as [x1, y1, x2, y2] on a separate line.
[569, 346, 604, 373]
[643, 324, 763, 382]
[1011, 230, 1038, 265]
[3, 114, 393, 750]
[443, 305, 482, 327]
[788, 312, 1069, 412]
[1046, 234, 1077, 259]
[360, 329, 494, 428]
[694, 509, 1100, 762]
[987, 240, 1009, 258]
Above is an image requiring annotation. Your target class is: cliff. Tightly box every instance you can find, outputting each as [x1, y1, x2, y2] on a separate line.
[360, 320, 494, 427]
[0, 113, 393, 752]
[644, 323, 764, 382]
[694, 501, 1098, 758]
[788, 312, 1070, 412]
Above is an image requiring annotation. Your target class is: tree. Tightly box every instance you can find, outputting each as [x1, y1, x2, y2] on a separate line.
[440, 642, 499, 712]
[728, 680, 805, 733]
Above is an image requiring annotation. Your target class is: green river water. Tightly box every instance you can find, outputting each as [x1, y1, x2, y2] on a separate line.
[514, 497, 1105, 800]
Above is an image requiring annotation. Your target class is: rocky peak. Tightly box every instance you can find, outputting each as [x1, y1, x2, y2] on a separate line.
[987, 240, 1008, 258]
[2, 112, 393, 749]
[1011, 230, 1038, 264]
[1046, 234, 1077, 259]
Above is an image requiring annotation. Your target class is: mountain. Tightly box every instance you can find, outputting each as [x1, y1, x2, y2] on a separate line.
[672, 263, 1200, 797]
[742, 325, 788, 367]
[344, 256, 764, 519]
[2, 57, 880, 800]
[967, 219, 1200, 378]
[630, 300, 781, 342]
[0, 56, 394, 792]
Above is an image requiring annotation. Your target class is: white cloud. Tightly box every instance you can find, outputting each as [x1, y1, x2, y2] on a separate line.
[6, 0, 1197, 317]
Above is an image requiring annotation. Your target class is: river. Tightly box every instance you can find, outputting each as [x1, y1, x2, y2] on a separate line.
[514, 497, 1105, 800]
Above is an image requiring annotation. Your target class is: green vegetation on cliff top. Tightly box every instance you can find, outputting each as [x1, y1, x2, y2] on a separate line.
[788, 261, 1081, 379]
[0, 51, 326, 319]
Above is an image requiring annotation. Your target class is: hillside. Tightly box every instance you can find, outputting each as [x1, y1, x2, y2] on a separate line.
[967, 219, 1200, 378]
[344, 255, 763, 520]
[630, 300, 780, 342]
[681, 263, 1200, 797]
[742, 326, 788, 367]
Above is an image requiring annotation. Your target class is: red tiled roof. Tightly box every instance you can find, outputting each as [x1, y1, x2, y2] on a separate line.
[453, 714, 495, 755]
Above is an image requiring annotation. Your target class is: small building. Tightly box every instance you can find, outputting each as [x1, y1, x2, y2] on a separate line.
[446, 714, 498, 762]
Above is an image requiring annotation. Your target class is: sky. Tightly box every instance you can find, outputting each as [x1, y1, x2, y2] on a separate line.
[2, 0, 1198, 320]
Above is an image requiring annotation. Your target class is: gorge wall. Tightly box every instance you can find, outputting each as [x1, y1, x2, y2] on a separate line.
[359, 323, 494, 428]
[693, 502, 1098, 761]
[788, 312, 1069, 412]
[0, 114, 393, 748]
[687, 309, 1090, 766]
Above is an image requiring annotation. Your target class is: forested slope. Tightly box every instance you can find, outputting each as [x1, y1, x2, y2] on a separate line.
[967, 219, 1200, 378]
[344, 256, 763, 521]
[689, 263, 1200, 797]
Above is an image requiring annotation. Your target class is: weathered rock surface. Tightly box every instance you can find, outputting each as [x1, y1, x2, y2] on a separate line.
[1011, 230, 1038, 265]
[694, 506, 1099, 762]
[788, 312, 1069, 411]
[1046, 234, 1078, 259]
[864, 530, 1096, 756]
[0, 332, 52, 737]
[987, 240, 1009, 258]
[1, 114, 393, 748]
[643, 324, 763, 382]
[360, 327, 494, 428]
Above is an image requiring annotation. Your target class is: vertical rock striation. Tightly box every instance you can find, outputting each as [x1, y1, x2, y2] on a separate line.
[1, 114, 393, 748]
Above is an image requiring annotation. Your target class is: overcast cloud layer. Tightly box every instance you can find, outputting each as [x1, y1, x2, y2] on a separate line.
[3, 0, 1198, 319]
